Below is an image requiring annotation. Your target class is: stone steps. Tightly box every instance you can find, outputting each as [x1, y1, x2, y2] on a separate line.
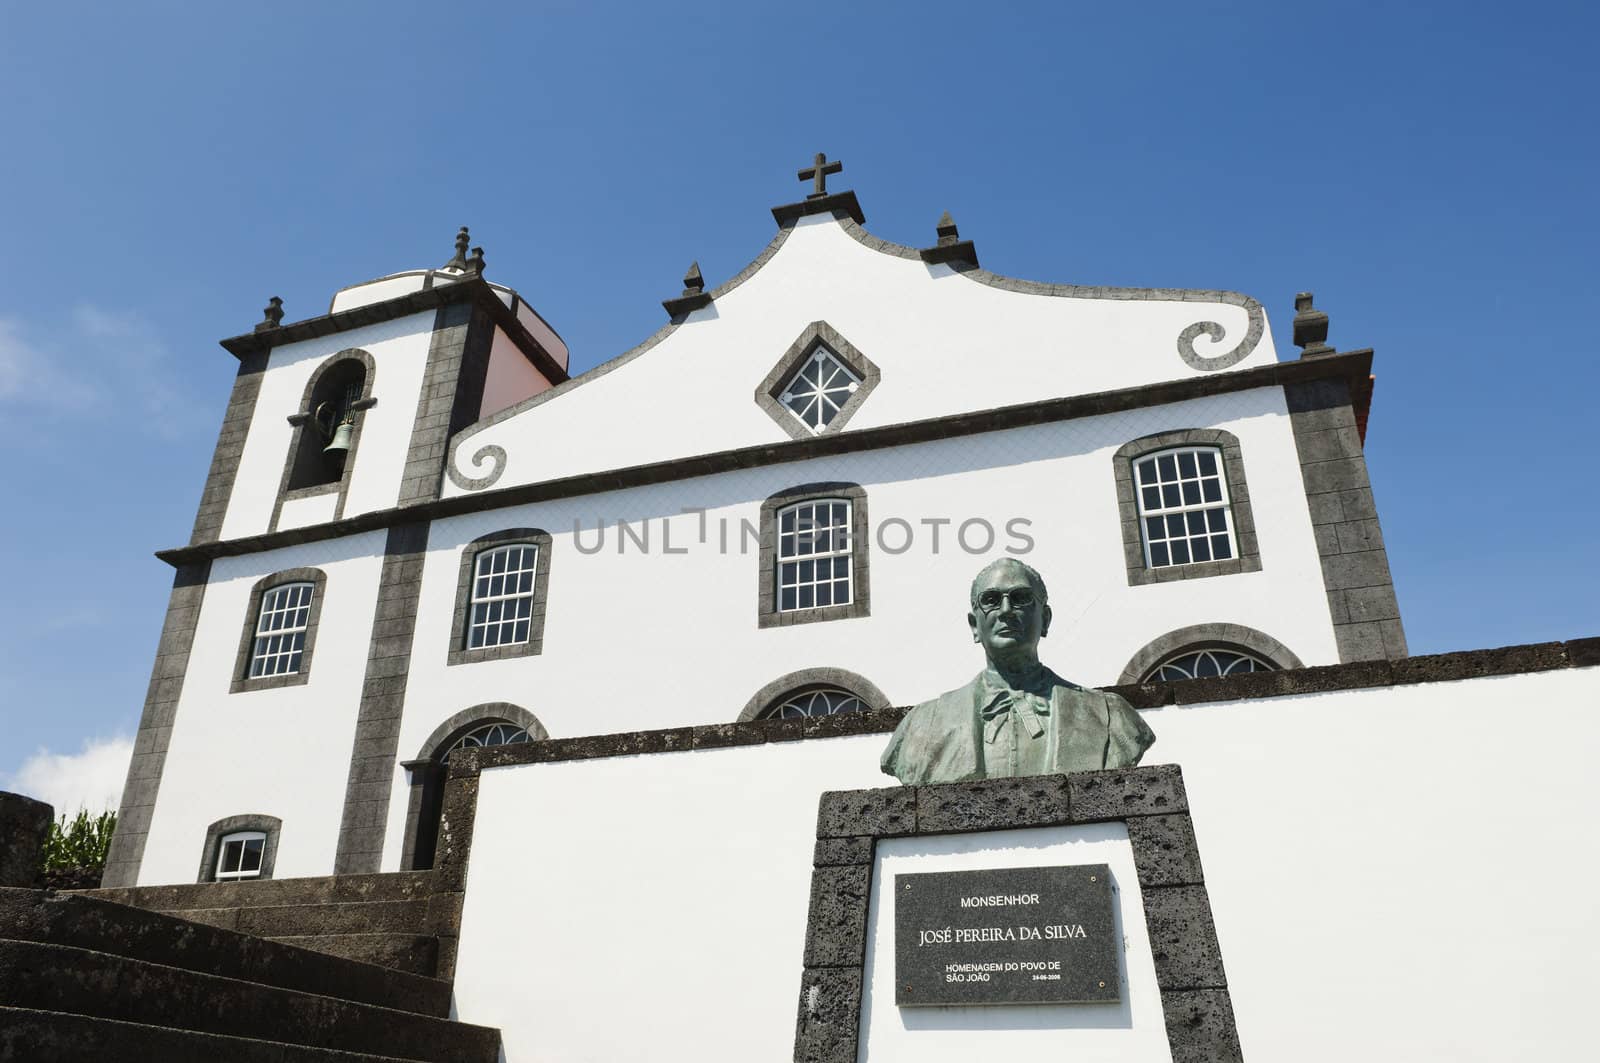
[0, 1008, 442, 1063]
[268, 933, 439, 977]
[1, 889, 449, 1016]
[162, 898, 430, 937]
[0, 940, 499, 1062]
[0, 887, 498, 1062]
[74, 870, 454, 979]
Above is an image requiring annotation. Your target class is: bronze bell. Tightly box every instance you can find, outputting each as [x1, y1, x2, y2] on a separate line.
[323, 420, 355, 455]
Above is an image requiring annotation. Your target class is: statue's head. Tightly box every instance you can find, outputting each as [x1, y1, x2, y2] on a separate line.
[967, 558, 1052, 669]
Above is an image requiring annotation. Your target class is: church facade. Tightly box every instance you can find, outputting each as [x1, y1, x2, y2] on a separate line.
[105, 163, 1408, 891]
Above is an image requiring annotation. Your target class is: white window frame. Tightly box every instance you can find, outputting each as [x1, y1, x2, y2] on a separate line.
[466, 543, 540, 650]
[1132, 446, 1237, 570]
[775, 498, 854, 613]
[248, 581, 314, 678]
[215, 830, 268, 881]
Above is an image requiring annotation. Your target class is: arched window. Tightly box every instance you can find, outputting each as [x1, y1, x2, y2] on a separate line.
[765, 687, 866, 719]
[1117, 624, 1304, 686]
[401, 704, 548, 870]
[443, 721, 532, 758]
[1146, 647, 1275, 682]
[280, 351, 377, 496]
[737, 668, 889, 722]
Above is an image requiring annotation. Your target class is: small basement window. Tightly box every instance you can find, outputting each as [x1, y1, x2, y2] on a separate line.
[215, 831, 267, 881]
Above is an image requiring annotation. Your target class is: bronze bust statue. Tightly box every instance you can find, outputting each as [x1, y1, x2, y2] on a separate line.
[880, 559, 1155, 785]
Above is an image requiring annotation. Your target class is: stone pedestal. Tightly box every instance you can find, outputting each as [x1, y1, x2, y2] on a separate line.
[793, 766, 1243, 1063]
[0, 791, 54, 887]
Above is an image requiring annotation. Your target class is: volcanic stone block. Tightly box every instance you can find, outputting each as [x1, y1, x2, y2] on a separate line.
[914, 774, 1071, 834]
[815, 786, 915, 839]
[812, 836, 874, 867]
[1142, 886, 1227, 990]
[1126, 814, 1205, 888]
[793, 966, 863, 1063]
[1068, 766, 1188, 822]
[1161, 988, 1244, 1063]
[802, 865, 871, 968]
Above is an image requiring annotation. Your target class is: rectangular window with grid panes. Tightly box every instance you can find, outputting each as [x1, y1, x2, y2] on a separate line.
[776, 499, 853, 611]
[467, 543, 539, 649]
[1133, 447, 1236, 568]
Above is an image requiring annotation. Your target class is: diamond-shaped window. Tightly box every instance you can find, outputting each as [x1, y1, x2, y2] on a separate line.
[756, 321, 881, 441]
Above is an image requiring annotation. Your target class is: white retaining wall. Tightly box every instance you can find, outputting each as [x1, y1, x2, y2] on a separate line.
[454, 665, 1600, 1063]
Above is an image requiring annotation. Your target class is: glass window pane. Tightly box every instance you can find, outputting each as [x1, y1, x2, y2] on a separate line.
[1177, 452, 1197, 478]
[1197, 450, 1218, 475]
[1157, 454, 1177, 480]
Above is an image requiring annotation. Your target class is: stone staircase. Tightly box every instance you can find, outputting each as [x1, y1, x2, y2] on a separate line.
[81, 871, 448, 978]
[0, 886, 499, 1063]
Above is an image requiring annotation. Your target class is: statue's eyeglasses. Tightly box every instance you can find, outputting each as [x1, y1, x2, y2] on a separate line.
[975, 588, 1037, 614]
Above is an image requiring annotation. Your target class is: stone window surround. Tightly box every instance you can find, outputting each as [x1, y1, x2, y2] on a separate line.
[793, 768, 1242, 1063]
[195, 814, 282, 884]
[229, 567, 328, 694]
[736, 667, 891, 722]
[1116, 623, 1306, 685]
[399, 703, 548, 872]
[757, 482, 871, 629]
[1113, 428, 1262, 587]
[447, 528, 554, 666]
[755, 321, 882, 442]
[270, 348, 378, 533]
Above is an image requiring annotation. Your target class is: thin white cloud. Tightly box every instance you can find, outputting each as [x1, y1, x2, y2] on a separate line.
[0, 307, 195, 434]
[0, 317, 47, 400]
[5, 735, 133, 818]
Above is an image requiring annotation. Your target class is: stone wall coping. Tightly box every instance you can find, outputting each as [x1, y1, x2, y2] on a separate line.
[444, 637, 1599, 778]
[154, 350, 1375, 567]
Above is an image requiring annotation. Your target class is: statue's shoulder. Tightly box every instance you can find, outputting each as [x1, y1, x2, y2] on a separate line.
[914, 674, 983, 717]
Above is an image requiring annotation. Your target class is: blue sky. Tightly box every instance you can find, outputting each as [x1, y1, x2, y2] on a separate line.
[1, 1, 1594, 808]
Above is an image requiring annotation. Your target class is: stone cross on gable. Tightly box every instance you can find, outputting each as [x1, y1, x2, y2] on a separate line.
[798, 152, 843, 199]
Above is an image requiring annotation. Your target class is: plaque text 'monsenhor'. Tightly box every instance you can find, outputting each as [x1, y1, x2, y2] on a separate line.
[894, 864, 1120, 1006]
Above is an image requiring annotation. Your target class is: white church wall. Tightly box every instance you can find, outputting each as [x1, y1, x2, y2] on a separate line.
[479, 325, 551, 419]
[219, 310, 436, 541]
[137, 532, 388, 885]
[452, 664, 1600, 1063]
[274, 490, 338, 530]
[445, 215, 1278, 497]
[383, 386, 1333, 870]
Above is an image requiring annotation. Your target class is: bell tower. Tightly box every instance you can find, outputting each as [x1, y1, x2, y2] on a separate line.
[186, 228, 570, 544]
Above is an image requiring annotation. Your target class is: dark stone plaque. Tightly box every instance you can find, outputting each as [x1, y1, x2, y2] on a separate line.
[894, 864, 1119, 1006]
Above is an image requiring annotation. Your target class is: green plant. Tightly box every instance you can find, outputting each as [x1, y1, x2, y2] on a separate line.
[40, 809, 117, 873]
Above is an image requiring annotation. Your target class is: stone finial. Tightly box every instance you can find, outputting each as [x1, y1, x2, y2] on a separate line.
[466, 246, 486, 275]
[255, 296, 284, 333]
[919, 211, 980, 268]
[443, 226, 471, 271]
[662, 259, 713, 319]
[1292, 291, 1334, 356]
[798, 152, 844, 199]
